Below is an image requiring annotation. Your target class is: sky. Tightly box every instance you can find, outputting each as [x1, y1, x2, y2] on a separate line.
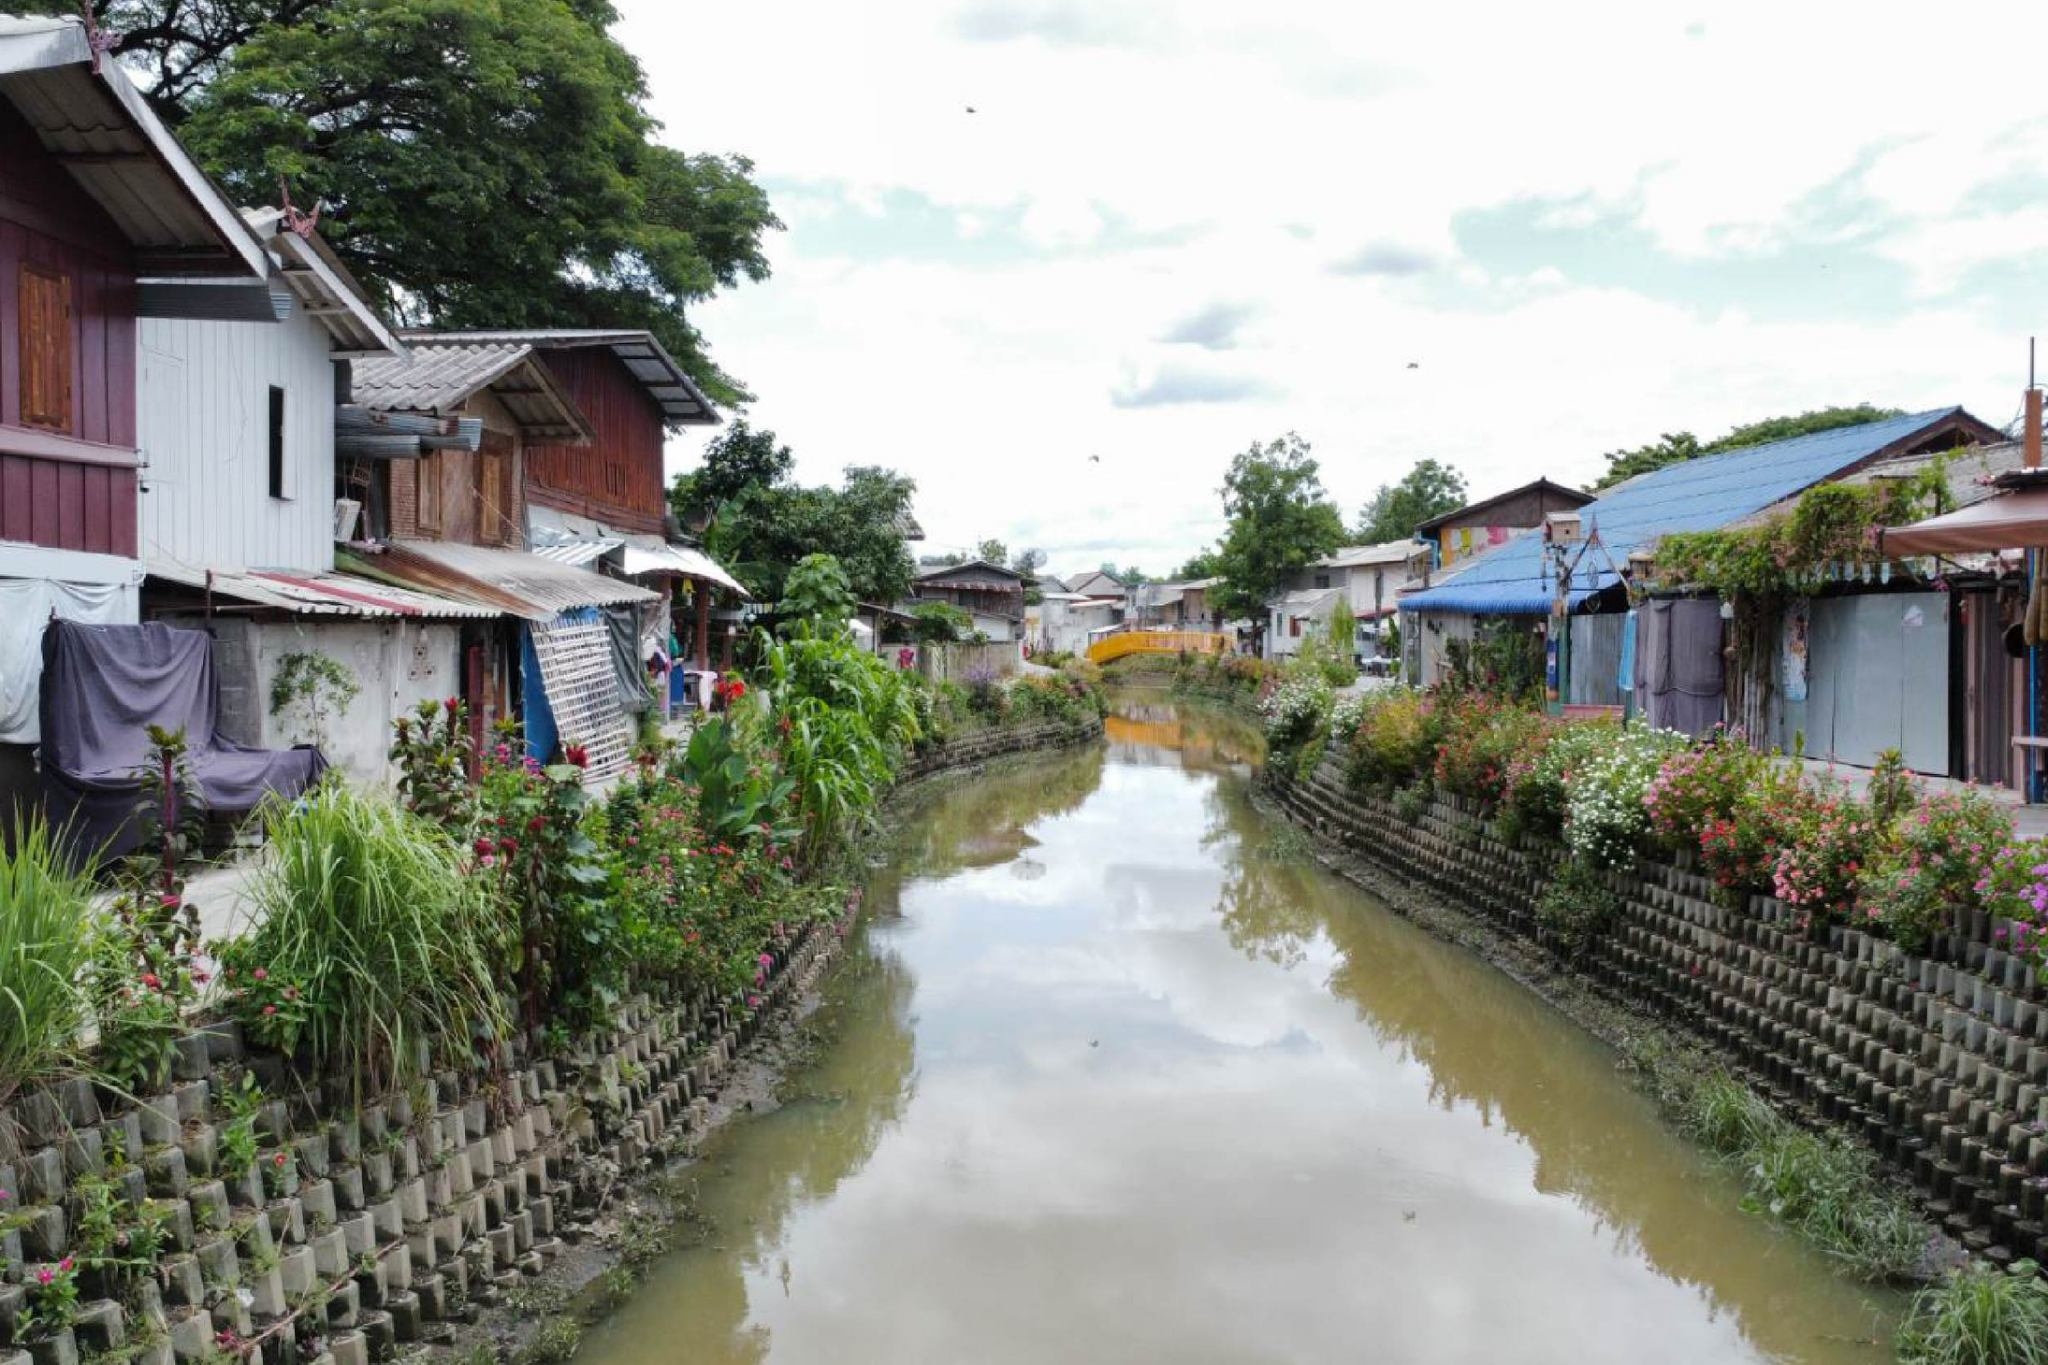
[620, 0, 2048, 579]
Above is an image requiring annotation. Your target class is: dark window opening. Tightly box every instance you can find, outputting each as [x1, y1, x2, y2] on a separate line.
[267, 385, 287, 499]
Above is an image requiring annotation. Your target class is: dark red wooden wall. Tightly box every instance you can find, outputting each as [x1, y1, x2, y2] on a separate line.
[0, 100, 140, 557]
[522, 348, 667, 535]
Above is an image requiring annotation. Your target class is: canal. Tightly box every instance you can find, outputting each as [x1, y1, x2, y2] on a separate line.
[584, 694, 1902, 1364]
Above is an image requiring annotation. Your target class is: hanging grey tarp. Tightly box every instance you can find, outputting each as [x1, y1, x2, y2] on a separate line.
[39, 620, 327, 859]
[602, 602, 649, 714]
[1634, 599, 1726, 736]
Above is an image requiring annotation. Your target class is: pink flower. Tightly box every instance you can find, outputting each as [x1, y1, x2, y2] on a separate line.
[263, 1004, 278, 1017]
[36, 1268, 53, 1285]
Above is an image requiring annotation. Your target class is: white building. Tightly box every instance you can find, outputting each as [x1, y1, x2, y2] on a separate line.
[1264, 541, 1430, 661]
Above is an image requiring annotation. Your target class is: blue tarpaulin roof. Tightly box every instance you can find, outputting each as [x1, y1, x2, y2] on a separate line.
[1400, 407, 1976, 615]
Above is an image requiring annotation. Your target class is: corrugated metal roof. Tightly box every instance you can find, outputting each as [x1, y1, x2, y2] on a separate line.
[352, 343, 592, 442]
[239, 214, 402, 358]
[147, 561, 498, 619]
[0, 18, 269, 279]
[362, 541, 656, 621]
[616, 542, 749, 597]
[396, 329, 718, 426]
[1401, 407, 1985, 615]
[1318, 541, 1428, 569]
[529, 537, 620, 569]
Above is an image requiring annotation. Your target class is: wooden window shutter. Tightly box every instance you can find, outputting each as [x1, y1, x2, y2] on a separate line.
[416, 451, 443, 535]
[476, 432, 512, 545]
[19, 264, 73, 432]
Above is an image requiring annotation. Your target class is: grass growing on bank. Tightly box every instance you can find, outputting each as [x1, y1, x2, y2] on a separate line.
[0, 821, 98, 1103]
[1899, 1262, 2048, 1364]
[1624, 1038, 1928, 1283]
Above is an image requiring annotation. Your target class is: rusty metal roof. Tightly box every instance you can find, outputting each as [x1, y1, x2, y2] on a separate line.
[0, 18, 269, 278]
[353, 342, 593, 442]
[148, 561, 497, 619]
[360, 541, 656, 621]
[398, 328, 719, 427]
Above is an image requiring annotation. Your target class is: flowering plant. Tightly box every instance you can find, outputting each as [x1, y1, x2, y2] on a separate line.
[1771, 784, 1876, 937]
[1345, 689, 1441, 795]
[1261, 676, 1331, 750]
[1982, 838, 2048, 970]
[1432, 695, 1548, 815]
[217, 955, 315, 1056]
[1562, 722, 1686, 869]
[1498, 715, 1608, 845]
[1644, 735, 1802, 898]
[1859, 790, 2013, 952]
[19, 1256, 79, 1338]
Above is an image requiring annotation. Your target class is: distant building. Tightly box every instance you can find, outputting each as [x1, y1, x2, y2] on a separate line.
[912, 559, 1027, 642]
[1416, 477, 1593, 572]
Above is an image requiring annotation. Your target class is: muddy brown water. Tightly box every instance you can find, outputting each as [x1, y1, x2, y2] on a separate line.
[583, 695, 1902, 1364]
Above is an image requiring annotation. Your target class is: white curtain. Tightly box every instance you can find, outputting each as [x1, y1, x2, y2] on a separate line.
[0, 579, 137, 743]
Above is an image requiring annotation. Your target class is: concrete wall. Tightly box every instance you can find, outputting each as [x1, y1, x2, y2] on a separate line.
[920, 641, 1021, 683]
[251, 619, 464, 788]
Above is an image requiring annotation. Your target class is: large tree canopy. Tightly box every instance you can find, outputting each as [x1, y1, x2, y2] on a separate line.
[1355, 458, 1467, 543]
[59, 0, 780, 404]
[1212, 433, 1345, 625]
[1593, 404, 1904, 491]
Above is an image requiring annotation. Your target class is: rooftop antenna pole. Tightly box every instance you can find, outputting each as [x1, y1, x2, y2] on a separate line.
[2027, 337, 2042, 470]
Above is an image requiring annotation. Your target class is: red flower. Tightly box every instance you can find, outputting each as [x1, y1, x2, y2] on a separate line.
[252, 967, 268, 982]
[474, 837, 497, 858]
[263, 1004, 278, 1017]
[563, 744, 589, 769]
[444, 697, 460, 714]
[273, 1152, 287, 1168]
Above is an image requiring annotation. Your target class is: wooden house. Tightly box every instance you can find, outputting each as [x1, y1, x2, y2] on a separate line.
[912, 560, 1027, 641]
[0, 15, 279, 805]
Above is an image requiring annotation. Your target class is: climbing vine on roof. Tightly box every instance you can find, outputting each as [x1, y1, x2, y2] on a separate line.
[1648, 457, 1952, 600]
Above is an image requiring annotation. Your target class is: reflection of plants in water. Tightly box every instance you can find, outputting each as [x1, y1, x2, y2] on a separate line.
[1104, 690, 1267, 774]
[1207, 784, 1327, 969]
[635, 933, 919, 1365]
[883, 746, 1106, 886]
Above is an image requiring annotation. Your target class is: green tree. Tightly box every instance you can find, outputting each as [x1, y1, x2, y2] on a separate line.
[63, 0, 781, 405]
[1212, 433, 1346, 634]
[1355, 458, 1467, 543]
[1009, 547, 1046, 578]
[706, 466, 918, 607]
[1592, 404, 1904, 490]
[671, 419, 793, 531]
[778, 554, 855, 635]
[975, 538, 1009, 566]
[1100, 562, 1150, 585]
[1175, 546, 1223, 580]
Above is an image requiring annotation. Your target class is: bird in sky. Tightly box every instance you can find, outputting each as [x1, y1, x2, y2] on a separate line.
[966, 105, 978, 114]
[1406, 361, 1420, 369]
[1088, 454, 1102, 463]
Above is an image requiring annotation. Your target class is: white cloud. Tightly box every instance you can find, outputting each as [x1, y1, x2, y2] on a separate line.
[622, 0, 2045, 569]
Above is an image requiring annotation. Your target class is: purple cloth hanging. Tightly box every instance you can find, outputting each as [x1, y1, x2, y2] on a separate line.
[39, 620, 327, 859]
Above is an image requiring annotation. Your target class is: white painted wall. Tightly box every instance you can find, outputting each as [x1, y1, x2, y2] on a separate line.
[250, 619, 463, 788]
[138, 312, 338, 575]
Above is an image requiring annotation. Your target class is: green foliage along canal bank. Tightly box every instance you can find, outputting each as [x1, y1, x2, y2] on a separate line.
[1252, 684, 2048, 1359]
[0, 635, 1103, 1365]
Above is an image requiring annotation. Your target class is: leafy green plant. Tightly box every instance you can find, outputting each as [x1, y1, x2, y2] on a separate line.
[1860, 791, 2013, 951]
[675, 717, 797, 845]
[215, 1073, 263, 1178]
[0, 819, 97, 1104]
[269, 651, 362, 750]
[389, 698, 475, 827]
[18, 1256, 80, 1339]
[224, 785, 506, 1092]
[1898, 1261, 2048, 1364]
[777, 553, 856, 635]
[1536, 857, 1622, 950]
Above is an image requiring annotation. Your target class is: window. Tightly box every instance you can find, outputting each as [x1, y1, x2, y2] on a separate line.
[1313, 572, 1331, 589]
[267, 386, 287, 499]
[19, 264, 72, 432]
[1289, 617, 1302, 638]
[417, 451, 443, 534]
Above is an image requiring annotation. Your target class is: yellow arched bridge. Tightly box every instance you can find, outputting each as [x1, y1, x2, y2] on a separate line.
[1085, 630, 1235, 665]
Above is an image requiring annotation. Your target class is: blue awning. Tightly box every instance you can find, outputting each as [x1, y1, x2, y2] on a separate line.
[1400, 578, 1610, 615]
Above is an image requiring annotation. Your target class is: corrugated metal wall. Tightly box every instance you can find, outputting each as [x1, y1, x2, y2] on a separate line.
[1567, 614, 1626, 707]
[1796, 592, 1949, 775]
[138, 312, 338, 574]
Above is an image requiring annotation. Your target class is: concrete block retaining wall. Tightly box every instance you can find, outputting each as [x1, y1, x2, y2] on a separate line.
[1271, 755, 2048, 1266]
[0, 717, 1103, 1365]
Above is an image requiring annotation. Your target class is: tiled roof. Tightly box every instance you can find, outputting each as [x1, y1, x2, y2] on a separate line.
[397, 328, 718, 426]
[352, 343, 591, 442]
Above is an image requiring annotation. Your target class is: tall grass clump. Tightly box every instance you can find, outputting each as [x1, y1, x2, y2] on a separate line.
[232, 784, 506, 1092]
[1628, 1042, 1928, 1282]
[0, 821, 97, 1103]
[1898, 1262, 2048, 1364]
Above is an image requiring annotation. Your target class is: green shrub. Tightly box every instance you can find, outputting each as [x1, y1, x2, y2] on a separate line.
[224, 785, 506, 1092]
[1899, 1262, 2048, 1365]
[0, 821, 96, 1104]
[1561, 723, 1687, 870]
[1431, 696, 1548, 815]
[1346, 690, 1440, 795]
[1861, 790, 2014, 952]
[1536, 857, 1621, 950]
